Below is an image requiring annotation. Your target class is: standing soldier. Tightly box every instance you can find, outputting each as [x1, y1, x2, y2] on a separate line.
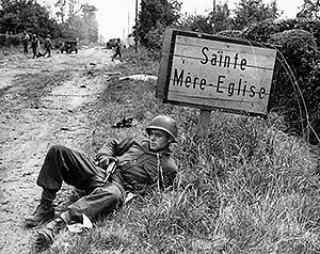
[22, 30, 30, 54]
[44, 34, 53, 58]
[31, 34, 40, 59]
[25, 115, 179, 252]
[111, 38, 122, 61]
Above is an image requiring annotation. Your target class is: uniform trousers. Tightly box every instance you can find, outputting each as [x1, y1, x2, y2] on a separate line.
[36, 145, 124, 219]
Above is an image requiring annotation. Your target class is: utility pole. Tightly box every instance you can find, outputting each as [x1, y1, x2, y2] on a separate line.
[128, 11, 130, 37]
[135, 0, 139, 52]
[211, 0, 216, 32]
[213, 0, 216, 14]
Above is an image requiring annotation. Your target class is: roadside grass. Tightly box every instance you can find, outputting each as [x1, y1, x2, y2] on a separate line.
[0, 46, 28, 63]
[46, 47, 320, 254]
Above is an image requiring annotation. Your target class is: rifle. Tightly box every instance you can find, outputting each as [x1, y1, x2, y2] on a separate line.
[104, 157, 118, 183]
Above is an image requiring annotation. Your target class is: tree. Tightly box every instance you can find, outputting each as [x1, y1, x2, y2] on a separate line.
[67, 0, 83, 17]
[0, 0, 60, 36]
[55, 0, 66, 23]
[210, 3, 233, 33]
[233, 0, 280, 30]
[59, 2, 98, 43]
[297, 0, 320, 19]
[81, 3, 98, 43]
[55, 0, 84, 23]
[136, 0, 181, 48]
[178, 14, 213, 33]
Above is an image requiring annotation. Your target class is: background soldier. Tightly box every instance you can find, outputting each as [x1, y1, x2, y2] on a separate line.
[31, 34, 40, 59]
[25, 115, 178, 252]
[44, 34, 52, 57]
[22, 30, 30, 54]
[111, 38, 122, 61]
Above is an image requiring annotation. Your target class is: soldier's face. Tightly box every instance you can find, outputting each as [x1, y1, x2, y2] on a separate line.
[148, 129, 171, 152]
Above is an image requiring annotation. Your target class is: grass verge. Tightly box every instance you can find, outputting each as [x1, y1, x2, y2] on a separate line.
[46, 47, 320, 254]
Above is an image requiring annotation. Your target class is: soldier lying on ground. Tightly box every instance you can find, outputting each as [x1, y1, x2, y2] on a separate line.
[25, 115, 178, 252]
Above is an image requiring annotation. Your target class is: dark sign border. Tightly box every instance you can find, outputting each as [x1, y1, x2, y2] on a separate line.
[158, 29, 277, 118]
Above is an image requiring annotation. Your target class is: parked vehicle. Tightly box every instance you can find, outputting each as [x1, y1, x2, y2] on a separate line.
[60, 40, 78, 54]
[106, 38, 119, 49]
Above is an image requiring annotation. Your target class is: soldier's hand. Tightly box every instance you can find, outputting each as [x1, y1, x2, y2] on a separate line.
[96, 155, 111, 169]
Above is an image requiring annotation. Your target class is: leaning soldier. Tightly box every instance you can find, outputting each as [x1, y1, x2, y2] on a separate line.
[25, 115, 178, 251]
[43, 34, 53, 58]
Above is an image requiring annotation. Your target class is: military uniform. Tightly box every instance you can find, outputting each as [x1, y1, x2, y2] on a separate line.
[43, 37, 52, 57]
[22, 33, 30, 54]
[111, 39, 122, 61]
[36, 137, 177, 219]
[31, 35, 40, 59]
[28, 115, 178, 251]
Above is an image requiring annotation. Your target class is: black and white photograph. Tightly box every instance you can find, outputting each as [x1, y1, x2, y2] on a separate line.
[0, 0, 320, 253]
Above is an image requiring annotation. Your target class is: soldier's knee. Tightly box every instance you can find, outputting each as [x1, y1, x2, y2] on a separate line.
[48, 145, 68, 155]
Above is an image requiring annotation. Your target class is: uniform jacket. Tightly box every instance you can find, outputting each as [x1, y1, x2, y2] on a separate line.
[44, 38, 52, 49]
[96, 137, 177, 194]
[31, 38, 39, 49]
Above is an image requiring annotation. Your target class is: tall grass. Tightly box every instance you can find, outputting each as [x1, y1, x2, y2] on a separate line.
[44, 47, 320, 254]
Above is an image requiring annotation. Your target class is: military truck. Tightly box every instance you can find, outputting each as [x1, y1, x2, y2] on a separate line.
[60, 40, 78, 54]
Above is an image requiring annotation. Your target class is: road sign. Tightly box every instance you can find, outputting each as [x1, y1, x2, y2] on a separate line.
[157, 29, 277, 116]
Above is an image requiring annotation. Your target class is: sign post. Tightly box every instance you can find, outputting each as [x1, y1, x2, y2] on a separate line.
[198, 109, 211, 137]
[157, 29, 277, 136]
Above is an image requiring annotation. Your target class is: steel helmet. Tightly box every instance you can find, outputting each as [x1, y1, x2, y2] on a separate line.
[146, 115, 178, 142]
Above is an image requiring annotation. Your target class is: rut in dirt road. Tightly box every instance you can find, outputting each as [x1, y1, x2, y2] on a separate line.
[0, 48, 115, 253]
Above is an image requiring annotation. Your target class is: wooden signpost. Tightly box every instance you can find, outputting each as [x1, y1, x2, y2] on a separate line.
[157, 29, 277, 136]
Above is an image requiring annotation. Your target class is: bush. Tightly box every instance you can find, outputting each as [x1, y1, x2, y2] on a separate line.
[38, 45, 320, 254]
[269, 29, 319, 141]
[242, 18, 298, 42]
[236, 19, 320, 144]
[0, 33, 22, 47]
[216, 29, 244, 39]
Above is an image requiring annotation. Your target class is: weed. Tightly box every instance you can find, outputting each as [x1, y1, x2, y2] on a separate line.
[47, 47, 320, 254]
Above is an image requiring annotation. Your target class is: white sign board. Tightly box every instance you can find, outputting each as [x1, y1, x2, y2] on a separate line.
[157, 29, 277, 116]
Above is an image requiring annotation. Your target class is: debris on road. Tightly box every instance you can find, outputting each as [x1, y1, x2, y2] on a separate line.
[112, 117, 134, 128]
[119, 74, 158, 82]
[104, 72, 121, 81]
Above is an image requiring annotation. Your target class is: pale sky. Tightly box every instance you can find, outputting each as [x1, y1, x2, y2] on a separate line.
[94, 0, 304, 41]
[42, 0, 304, 41]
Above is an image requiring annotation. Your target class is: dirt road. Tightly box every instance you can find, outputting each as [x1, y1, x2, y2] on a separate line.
[0, 48, 115, 253]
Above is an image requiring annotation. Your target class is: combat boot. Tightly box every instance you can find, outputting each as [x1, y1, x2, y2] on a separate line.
[25, 200, 55, 228]
[32, 216, 66, 252]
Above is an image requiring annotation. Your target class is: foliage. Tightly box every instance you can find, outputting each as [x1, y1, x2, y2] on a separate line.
[177, 1, 278, 37]
[237, 18, 320, 143]
[232, 0, 281, 30]
[0, 0, 60, 37]
[178, 14, 212, 33]
[178, 3, 233, 34]
[57, 2, 98, 43]
[216, 29, 244, 39]
[43, 47, 320, 254]
[136, 0, 181, 49]
[297, 0, 320, 19]
[0, 0, 98, 44]
[0, 33, 20, 47]
[243, 18, 320, 46]
[55, 0, 67, 23]
[269, 29, 320, 141]
[210, 3, 233, 33]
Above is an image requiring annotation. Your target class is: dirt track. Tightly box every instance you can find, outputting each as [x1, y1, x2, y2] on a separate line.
[0, 48, 115, 253]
